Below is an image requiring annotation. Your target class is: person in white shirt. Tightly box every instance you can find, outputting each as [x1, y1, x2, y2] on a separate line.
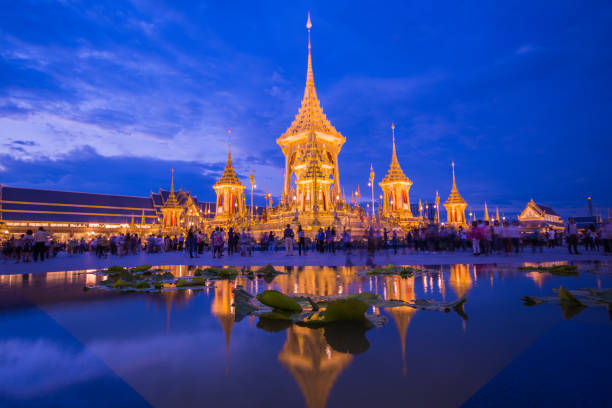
[33, 227, 49, 262]
[566, 217, 579, 254]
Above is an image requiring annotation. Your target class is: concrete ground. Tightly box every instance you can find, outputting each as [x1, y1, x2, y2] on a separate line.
[0, 247, 609, 274]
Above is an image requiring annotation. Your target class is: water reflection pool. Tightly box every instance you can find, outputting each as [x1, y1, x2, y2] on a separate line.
[1, 263, 611, 408]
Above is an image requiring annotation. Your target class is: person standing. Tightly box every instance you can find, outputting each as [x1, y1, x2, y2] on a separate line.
[187, 228, 195, 258]
[297, 225, 306, 256]
[566, 218, 579, 254]
[602, 220, 612, 255]
[284, 224, 294, 256]
[469, 221, 481, 256]
[33, 227, 49, 262]
[22, 231, 34, 262]
[366, 226, 376, 265]
[343, 228, 352, 255]
[391, 230, 398, 255]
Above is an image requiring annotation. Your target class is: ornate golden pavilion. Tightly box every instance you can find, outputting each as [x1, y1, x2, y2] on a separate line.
[378, 124, 419, 228]
[213, 13, 368, 235]
[443, 162, 468, 226]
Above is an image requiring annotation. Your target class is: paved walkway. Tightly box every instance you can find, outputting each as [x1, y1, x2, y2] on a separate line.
[0, 247, 609, 274]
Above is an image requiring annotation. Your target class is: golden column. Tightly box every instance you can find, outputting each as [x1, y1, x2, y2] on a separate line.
[435, 190, 440, 224]
[249, 168, 255, 223]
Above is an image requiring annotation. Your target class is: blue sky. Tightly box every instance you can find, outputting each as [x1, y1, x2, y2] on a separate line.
[1, 0, 611, 218]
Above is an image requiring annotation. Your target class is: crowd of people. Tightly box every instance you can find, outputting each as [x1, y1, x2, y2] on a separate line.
[2, 219, 612, 263]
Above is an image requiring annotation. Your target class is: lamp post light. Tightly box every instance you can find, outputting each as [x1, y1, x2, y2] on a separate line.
[249, 169, 255, 223]
[369, 163, 375, 220]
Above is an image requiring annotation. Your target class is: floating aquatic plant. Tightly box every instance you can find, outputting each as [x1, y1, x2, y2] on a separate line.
[518, 264, 578, 276]
[256, 290, 303, 312]
[113, 279, 131, 289]
[134, 281, 151, 289]
[324, 299, 368, 323]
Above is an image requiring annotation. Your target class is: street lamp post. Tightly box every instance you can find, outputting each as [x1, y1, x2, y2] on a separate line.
[369, 163, 375, 220]
[249, 169, 255, 223]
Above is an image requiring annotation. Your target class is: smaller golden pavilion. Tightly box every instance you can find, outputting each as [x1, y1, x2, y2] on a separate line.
[213, 129, 246, 224]
[160, 169, 184, 234]
[379, 123, 419, 227]
[443, 162, 468, 226]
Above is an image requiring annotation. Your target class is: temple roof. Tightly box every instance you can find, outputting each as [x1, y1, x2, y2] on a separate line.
[278, 15, 344, 144]
[214, 129, 245, 189]
[530, 199, 559, 217]
[444, 162, 467, 206]
[380, 124, 412, 186]
[0, 184, 158, 224]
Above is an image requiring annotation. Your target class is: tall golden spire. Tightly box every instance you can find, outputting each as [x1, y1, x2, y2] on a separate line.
[164, 168, 180, 208]
[214, 128, 244, 187]
[496, 206, 500, 222]
[278, 13, 343, 140]
[305, 12, 314, 100]
[380, 123, 411, 185]
[171, 167, 175, 193]
[484, 201, 490, 221]
[445, 161, 466, 205]
[228, 128, 232, 161]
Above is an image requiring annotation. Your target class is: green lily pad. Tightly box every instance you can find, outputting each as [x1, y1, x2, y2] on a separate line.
[257, 290, 302, 312]
[324, 299, 368, 323]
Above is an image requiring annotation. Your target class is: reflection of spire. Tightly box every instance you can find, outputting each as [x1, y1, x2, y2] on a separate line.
[383, 276, 417, 375]
[449, 264, 473, 298]
[211, 280, 235, 375]
[278, 326, 352, 408]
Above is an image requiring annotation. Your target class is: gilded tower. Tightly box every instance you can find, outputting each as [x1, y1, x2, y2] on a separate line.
[379, 123, 416, 225]
[443, 162, 467, 226]
[213, 129, 246, 221]
[276, 13, 346, 211]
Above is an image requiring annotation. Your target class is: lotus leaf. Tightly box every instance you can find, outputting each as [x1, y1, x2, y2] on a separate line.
[324, 299, 368, 323]
[257, 290, 302, 312]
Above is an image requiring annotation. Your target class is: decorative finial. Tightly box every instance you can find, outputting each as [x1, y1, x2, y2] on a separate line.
[391, 123, 398, 164]
[171, 168, 175, 193]
[451, 161, 457, 189]
[305, 12, 314, 93]
[228, 128, 232, 157]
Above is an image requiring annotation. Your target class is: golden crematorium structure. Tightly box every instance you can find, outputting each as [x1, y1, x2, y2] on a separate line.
[0, 15, 469, 238]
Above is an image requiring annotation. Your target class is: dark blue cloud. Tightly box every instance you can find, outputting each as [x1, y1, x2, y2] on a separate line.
[0, 0, 611, 218]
